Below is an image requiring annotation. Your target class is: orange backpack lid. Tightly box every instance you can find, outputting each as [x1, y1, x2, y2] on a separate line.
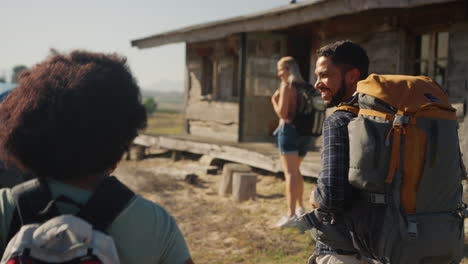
[357, 74, 454, 113]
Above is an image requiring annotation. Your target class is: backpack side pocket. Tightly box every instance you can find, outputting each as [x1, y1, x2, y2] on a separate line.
[348, 117, 392, 193]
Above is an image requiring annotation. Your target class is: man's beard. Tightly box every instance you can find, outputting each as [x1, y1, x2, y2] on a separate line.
[326, 79, 347, 108]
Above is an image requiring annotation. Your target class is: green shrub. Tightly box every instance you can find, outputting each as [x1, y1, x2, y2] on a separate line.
[143, 97, 158, 114]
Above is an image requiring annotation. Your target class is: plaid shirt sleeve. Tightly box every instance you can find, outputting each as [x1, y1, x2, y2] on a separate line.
[313, 111, 355, 212]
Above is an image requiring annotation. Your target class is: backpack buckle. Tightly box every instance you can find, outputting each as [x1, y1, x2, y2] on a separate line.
[407, 221, 418, 239]
[455, 203, 468, 218]
[296, 209, 329, 234]
[368, 193, 387, 204]
[296, 212, 317, 234]
[393, 114, 410, 126]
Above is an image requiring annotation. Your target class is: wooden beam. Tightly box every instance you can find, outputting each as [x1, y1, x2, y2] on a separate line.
[133, 134, 321, 178]
[238, 33, 247, 142]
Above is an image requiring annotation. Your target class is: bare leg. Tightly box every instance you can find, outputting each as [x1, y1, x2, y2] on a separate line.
[280, 153, 303, 217]
[296, 157, 305, 210]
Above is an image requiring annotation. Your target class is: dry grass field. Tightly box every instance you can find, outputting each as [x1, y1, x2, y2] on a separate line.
[115, 156, 316, 264]
[143, 103, 184, 135]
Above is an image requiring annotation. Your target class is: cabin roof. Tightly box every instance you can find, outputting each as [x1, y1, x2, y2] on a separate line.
[131, 0, 456, 49]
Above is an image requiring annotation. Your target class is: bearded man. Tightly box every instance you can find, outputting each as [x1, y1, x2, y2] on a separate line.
[309, 40, 370, 264]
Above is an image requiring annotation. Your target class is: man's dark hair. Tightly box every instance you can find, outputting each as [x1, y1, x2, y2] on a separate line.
[0, 50, 147, 180]
[317, 40, 369, 80]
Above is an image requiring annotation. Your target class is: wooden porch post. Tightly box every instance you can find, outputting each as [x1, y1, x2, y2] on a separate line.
[238, 33, 247, 142]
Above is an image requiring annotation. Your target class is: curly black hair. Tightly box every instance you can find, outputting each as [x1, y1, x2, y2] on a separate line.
[0, 50, 147, 180]
[317, 40, 369, 80]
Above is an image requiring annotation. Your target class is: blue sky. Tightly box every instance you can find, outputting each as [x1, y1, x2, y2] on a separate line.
[1, 0, 293, 90]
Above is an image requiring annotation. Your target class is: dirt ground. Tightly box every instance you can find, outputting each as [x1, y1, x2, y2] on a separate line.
[115, 153, 316, 264]
[114, 153, 468, 264]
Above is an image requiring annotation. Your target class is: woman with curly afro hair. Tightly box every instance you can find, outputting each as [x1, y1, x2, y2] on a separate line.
[0, 51, 193, 264]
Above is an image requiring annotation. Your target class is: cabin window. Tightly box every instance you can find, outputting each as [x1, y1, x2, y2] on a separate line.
[201, 57, 214, 96]
[249, 57, 280, 97]
[216, 56, 238, 101]
[247, 37, 283, 97]
[414, 31, 449, 86]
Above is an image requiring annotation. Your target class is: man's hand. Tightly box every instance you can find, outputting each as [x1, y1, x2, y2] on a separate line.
[310, 188, 319, 209]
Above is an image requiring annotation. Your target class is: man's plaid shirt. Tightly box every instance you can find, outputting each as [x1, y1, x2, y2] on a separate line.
[313, 109, 357, 255]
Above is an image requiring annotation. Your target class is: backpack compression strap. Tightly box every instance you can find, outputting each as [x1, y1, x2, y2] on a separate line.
[334, 105, 359, 115]
[76, 176, 134, 232]
[358, 108, 457, 184]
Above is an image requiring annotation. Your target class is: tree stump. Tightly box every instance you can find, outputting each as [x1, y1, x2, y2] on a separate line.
[129, 145, 145, 161]
[232, 172, 257, 202]
[218, 163, 251, 196]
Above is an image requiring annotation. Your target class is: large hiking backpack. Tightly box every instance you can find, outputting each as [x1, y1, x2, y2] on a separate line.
[1, 176, 134, 264]
[292, 82, 326, 136]
[346, 74, 466, 264]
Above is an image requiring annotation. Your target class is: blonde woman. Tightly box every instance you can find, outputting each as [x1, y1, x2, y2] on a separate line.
[272, 56, 313, 227]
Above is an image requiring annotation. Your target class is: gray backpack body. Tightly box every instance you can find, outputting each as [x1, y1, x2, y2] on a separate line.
[345, 74, 465, 264]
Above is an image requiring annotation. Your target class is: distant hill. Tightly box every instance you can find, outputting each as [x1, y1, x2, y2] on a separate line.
[141, 79, 184, 105]
[141, 90, 184, 105]
[142, 79, 183, 92]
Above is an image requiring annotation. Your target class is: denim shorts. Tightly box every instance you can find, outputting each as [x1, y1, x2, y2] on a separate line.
[273, 123, 312, 157]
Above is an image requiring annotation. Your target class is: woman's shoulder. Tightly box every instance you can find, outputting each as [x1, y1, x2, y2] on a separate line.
[108, 195, 190, 263]
[112, 194, 177, 231]
[130, 195, 168, 214]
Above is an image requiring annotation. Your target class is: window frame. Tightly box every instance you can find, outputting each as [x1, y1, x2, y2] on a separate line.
[413, 31, 449, 87]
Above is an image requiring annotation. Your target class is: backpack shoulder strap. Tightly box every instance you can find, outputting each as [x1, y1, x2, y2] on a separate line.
[76, 176, 134, 232]
[11, 178, 55, 224]
[8, 176, 134, 238]
[334, 105, 359, 115]
[7, 178, 57, 241]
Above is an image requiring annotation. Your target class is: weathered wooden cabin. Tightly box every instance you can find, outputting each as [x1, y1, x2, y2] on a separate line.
[132, 0, 468, 144]
[131, 0, 468, 176]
